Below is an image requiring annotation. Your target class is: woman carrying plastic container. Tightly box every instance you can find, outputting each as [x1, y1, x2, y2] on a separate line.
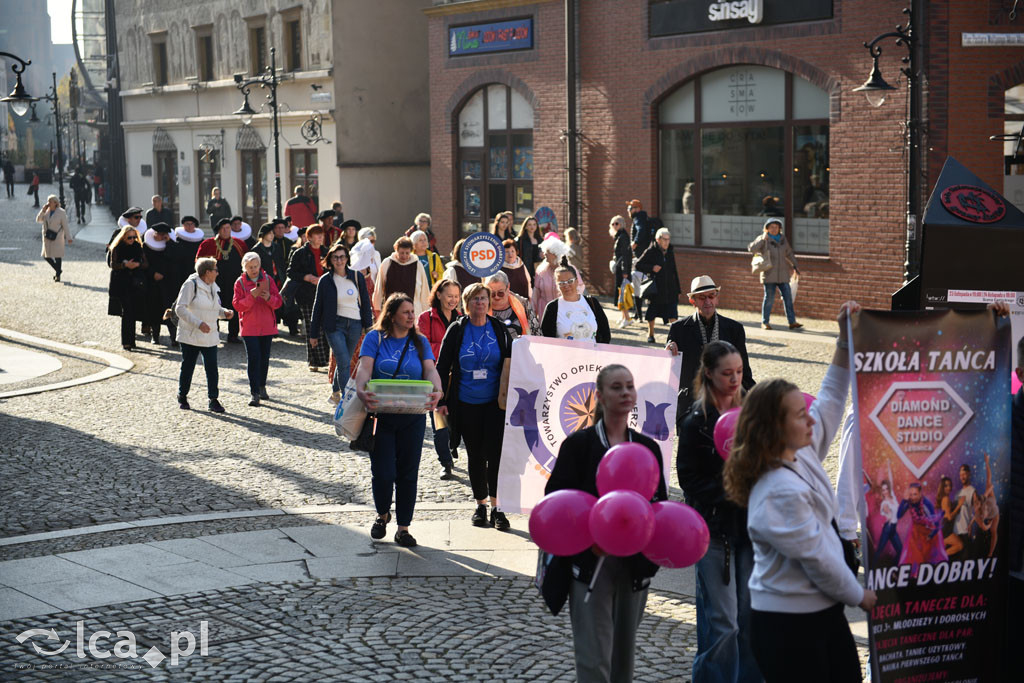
[355, 293, 443, 547]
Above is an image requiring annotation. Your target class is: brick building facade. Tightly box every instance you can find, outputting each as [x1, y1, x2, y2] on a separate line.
[425, 0, 1024, 319]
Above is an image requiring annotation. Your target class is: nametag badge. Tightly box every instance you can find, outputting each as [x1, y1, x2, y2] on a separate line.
[473, 369, 488, 380]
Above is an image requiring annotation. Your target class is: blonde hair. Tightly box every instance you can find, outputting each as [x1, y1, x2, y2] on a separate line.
[109, 225, 139, 252]
[462, 282, 490, 311]
[210, 186, 221, 198]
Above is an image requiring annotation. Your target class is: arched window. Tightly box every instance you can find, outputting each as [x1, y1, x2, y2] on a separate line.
[1003, 84, 1024, 207]
[457, 84, 534, 235]
[659, 66, 830, 254]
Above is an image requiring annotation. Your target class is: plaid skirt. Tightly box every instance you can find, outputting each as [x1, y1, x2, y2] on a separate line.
[297, 301, 330, 368]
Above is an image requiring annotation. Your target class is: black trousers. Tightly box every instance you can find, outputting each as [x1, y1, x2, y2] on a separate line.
[457, 400, 505, 501]
[4, 178, 13, 197]
[751, 602, 861, 683]
[44, 257, 61, 274]
[74, 195, 87, 221]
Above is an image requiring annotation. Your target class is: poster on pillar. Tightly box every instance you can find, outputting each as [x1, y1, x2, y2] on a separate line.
[851, 309, 1011, 682]
[496, 337, 680, 513]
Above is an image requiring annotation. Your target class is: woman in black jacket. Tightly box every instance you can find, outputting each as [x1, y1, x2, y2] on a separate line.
[286, 225, 330, 370]
[677, 340, 759, 683]
[636, 227, 681, 344]
[546, 364, 668, 683]
[540, 258, 610, 344]
[610, 215, 633, 328]
[435, 283, 514, 530]
[515, 215, 542, 281]
[108, 226, 148, 350]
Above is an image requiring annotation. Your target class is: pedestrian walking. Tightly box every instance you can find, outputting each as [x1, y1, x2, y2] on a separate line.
[404, 212, 437, 252]
[410, 230, 444, 287]
[252, 222, 285, 289]
[284, 185, 318, 229]
[747, 219, 802, 331]
[229, 215, 255, 248]
[339, 219, 360, 251]
[233, 252, 283, 406]
[500, 239, 532, 300]
[540, 258, 610, 343]
[628, 200, 651, 321]
[173, 215, 205, 262]
[609, 215, 633, 328]
[142, 222, 179, 346]
[418, 279, 463, 479]
[677, 341, 759, 683]
[485, 271, 539, 338]
[37, 194, 71, 282]
[29, 172, 40, 208]
[355, 293, 444, 548]
[515, 215, 542, 281]
[286, 224, 331, 371]
[374, 236, 430, 316]
[317, 210, 340, 246]
[174, 257, 234, 412]
[442, 238, 481, 292]
[723, 302, 875, 683]
[490, 211, 515, 241]
[636, 227, 681, 344]
[532, 235, 568, 320]
[196, 219, 247, 343]
[564, 227, 587, 286]
[107, 226, 147, 350]
[309, 241, 373, 403]
[2, 159, 13, 198]
[545, 364, 668, 683]
[145, 194, 173, 229]
[205, 187, 232, 228]
[435, 283, 514, 530]
[69, 172, 90, 223]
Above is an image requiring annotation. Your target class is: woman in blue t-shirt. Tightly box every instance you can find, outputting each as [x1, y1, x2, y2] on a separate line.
[436, 283, 515, 530]
[355, 293, 443, 547]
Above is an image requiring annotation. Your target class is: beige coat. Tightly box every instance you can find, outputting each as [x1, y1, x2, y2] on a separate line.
[37, 206, 71, 258]
[748, 233, 797, 284]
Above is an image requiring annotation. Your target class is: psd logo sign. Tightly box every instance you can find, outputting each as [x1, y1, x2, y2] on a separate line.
[940, 184, 1006, 224]
[869, 381, 974, 479]
[460, 232, 505, 278]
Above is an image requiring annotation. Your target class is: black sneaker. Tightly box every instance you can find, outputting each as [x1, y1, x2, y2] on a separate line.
[177, 394, 190, 410]
[394, 529, 417, 547]
[491, 509, 510, 531]
[248, 394, 260, 407]
[440, 466, 454, 481]
[258, 387, 269, 400]
[471, 504, 489, 527]
[370, 513, 391, 540]
[208, 399, 225, 414]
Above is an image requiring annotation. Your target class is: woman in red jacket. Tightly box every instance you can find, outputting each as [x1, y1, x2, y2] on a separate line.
[418, 278, 462, 479]
[233, 251, 283, 407]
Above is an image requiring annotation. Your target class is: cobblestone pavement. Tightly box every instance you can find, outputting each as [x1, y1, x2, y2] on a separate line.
[0, 188, 868, 680]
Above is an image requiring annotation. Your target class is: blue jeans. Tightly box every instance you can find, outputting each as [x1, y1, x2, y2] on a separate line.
[370, 413, 426, 527]
[430, 412, 454, 468]
[761, 282, 796, 325]
[178, 343, 218, 399]
[694, 536, 761, 683]
[325, 317, 362, 392]
[242, 335, 273, 395]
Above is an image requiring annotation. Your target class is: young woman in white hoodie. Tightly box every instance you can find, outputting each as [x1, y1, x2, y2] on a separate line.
[723, 301, 876, 683]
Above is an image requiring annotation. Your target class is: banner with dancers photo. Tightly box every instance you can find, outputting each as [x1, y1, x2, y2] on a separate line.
[851, 309, 1011, 683]
[496, 337, 680, 513]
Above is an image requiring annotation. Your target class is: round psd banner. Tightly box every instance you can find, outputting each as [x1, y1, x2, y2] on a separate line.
[460, 232, 506, 278]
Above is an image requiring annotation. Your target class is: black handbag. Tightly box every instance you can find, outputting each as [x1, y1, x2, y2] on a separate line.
[639, 276, 658, 300]
[832, 520, 861, 577]
[44, 228, 59, 241]
[535, 551, 572, 616]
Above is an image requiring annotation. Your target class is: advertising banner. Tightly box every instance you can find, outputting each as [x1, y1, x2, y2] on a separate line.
[852, 309, 1011, 682]
[497, 337, 680, 513]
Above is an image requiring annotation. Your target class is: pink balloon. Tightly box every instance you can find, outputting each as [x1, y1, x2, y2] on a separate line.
[529, 489, 597, 556]
[713, 407, 742, 460]
[596, 442, 660, 499]
[642, 501, 710, 568]
[803, 392, 816, 410]
[589, 490, 656, 557]
[544, 231, 560, 240]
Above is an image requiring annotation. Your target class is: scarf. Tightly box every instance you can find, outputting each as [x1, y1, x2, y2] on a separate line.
[696, 311, 719, 347]
[768, 232, 783, 243]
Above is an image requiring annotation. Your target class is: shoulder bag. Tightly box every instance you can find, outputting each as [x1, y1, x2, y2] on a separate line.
[751, 248, 772, 274]
[45, 227, 60, 241]
[639, 275, 658, 300]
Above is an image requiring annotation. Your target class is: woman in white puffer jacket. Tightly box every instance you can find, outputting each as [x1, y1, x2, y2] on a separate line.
[174, 257, 234, 412]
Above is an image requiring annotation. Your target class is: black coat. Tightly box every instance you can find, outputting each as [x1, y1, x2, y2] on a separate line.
[630, 210, 652, 257]
[539, 295, 611, 344]
[145, 207, 174, 228]
[546, 425, 668, 583]
[435, 315, 513, 458]
[143, 243, 180, 317]
[677, 403, 748, 541]
[636, 243, 681, 309]
[286, 243, 325, 306]
[252, 240, 286, 286]
[205, 198, 232, 227]
[613, 227, 632, 286]
[666, 312, 756, 418]
[107, 241, 147, 317]
[517, 234, 542, 279]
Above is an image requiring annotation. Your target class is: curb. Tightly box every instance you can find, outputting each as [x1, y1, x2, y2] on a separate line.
[0, 328, 133, 399]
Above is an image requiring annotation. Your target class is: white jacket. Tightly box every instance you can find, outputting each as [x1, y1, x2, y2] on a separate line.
[747, 365, 865, 613]
[835, 405, 864, 541]
[174, 274, 230, 347]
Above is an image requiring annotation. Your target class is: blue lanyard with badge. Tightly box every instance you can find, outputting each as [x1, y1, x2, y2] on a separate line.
[467, 322, 492, 381]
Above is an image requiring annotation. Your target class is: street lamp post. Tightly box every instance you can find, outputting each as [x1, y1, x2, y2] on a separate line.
[233, 46, 282, 219]
[38, 73, 68, 208]
[852, 0, 925, 285]
[0, 51, 37, 117]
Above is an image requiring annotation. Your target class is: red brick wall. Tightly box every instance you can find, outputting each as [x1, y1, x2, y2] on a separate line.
[426, 0, 1024, 319]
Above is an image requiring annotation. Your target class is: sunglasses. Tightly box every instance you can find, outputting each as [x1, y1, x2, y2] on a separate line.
[557, 277, 577, 286]
[489, 290, 506, 297]
[124, 235, 136, 241]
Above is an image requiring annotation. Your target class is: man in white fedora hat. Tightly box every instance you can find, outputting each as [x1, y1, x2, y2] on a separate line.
[666, 275, 755, 421]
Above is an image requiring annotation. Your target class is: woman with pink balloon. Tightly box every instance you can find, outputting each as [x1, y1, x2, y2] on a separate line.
[677, 340, 761, 683]
[723, 301, 876, 683]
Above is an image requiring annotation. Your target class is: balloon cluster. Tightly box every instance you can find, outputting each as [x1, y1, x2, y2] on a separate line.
[713, 392, 816, 460]
[529, 443, 710, 568]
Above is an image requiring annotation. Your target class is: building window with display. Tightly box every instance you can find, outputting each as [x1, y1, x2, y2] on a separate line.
[456, 84, 533, 235]
[659, 65, 831, 254]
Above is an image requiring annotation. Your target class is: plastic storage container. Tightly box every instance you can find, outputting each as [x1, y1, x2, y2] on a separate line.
[366, 379, 434, 414]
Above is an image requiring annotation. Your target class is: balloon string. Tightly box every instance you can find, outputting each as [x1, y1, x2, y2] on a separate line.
[584, 556, 606, 603]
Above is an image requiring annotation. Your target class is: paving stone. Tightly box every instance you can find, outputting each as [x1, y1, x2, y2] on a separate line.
[0, 587, 60, 620]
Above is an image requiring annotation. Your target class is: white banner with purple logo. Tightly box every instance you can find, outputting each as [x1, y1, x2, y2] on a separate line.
[497, 337, 681, 513]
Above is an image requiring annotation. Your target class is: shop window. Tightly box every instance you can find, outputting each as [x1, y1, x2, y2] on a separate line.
[659, 66, 830, 254]
[151, 34, 168, 86]
[290, 149, 319, 209]
[456, 84, 533, 236]
[1003, 85, 1024, 208]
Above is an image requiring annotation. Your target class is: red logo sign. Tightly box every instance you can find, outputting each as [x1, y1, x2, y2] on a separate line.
[940, 184, 1006, 223]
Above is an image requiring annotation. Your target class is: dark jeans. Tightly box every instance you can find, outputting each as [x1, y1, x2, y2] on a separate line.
[74, 195, 87, 221]
[458, 400, 505, 501]
[30, 186, 39, 207]
[117, 296, 139, 347]
[178, 343, 219, 399]
[44, 257, 61, 274]
[751, 603, 860, 683]
[370, 413, 426, 527]
[242, 335, 273, 395]
[5, 178, 14, 197]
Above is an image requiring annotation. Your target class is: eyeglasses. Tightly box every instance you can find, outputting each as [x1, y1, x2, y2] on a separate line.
[489, 290, 506, 298]
[557, 277, 577, 286]
[693, 292, 718, 303]
[470, 295, 489, 304]
[331, 254, 347, 260]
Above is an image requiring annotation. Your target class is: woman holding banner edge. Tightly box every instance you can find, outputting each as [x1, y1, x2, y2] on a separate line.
[723, 301, 876, 683]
